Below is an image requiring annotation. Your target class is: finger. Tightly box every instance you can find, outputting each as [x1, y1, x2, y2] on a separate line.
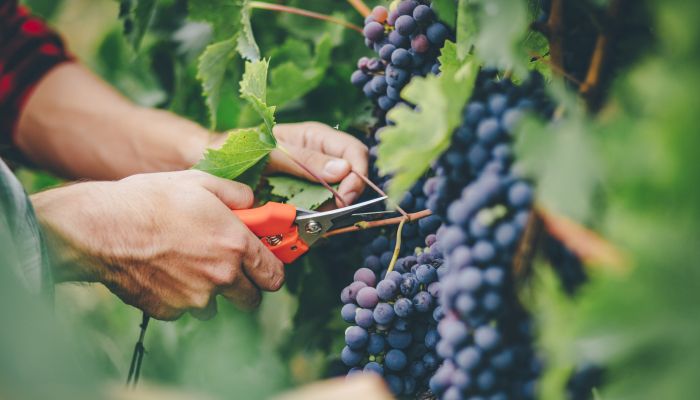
[190, 297, 218, 321]
[274, 122, 369, 177]
[267, 145, 351, 184]
[219, 273, 262, 311]
[239, 234, 285, 292]
[188, 170, 254, 210]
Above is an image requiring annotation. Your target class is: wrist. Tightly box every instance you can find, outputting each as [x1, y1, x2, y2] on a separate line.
[31, 182, 114, 284]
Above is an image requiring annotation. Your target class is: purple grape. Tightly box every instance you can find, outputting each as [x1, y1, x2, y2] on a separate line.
[474, 326, 501, 351]
[396, 0, 418, 16]
[376, 278, 397, 300]
[472, 241, 496, 264]
[363, 361, 384, 376]
[354, 267, 377, 287]
[363, 21, 385, 42]
[379, 43, 396, 61]
[387, 329, 412, 349]
[341, 346, 362, 366]
[415, 264, 437, 284]
[385, 349, 408, 371]
[426, 22, 449, 44]
[455, 346, 482, 370]
[388, 30, 410, 48]
[345, 325, 368, 350]
[341, 303, 357, 323]
[385, 65, 410, 87]
[412, 291, 433, 313]
[355, 307, 374, 328]
[378, 95, 397, 110]
[373, 302, 395, 325]
[367, 333, 386, 355]
[390, 47, 411, 67]
[476, 117, 502, 145]
[395, 15, 417, 35]
[411, 34, 430, 53]
[351, 70, 370, 87]
[394, 297, 414, 318]
[508, 181, 533, 208]
[413, 4, 433, 22]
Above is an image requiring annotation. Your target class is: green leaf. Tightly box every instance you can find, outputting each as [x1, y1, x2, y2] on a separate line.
[197, 38, 237, 129]
[267, 176, 335, 210]
[120, 0, 157, 52]
[240, 59, 276, 139]
[237, 0, 261, 61]
[267, 34, 334, 106]
[432, 0, 457, 29]
[188, 0, 244, 39]
[194, 127, 275, 185]
[456, 0, 477, 59]
[376, 41, 479, 201]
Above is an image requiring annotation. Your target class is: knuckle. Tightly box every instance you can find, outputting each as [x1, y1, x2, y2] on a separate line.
[189, 293, 211, 310]
[212, 266, 239, 286]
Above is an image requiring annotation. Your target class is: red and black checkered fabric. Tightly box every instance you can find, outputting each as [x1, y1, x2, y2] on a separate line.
[0, 0, 71, 149]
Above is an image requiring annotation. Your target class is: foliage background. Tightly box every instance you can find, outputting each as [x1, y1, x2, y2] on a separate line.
[3, 0, 700, 399]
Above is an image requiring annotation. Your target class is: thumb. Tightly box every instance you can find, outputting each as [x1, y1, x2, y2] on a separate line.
[268, 145, 351, 183]
[188, 170, 254, 210]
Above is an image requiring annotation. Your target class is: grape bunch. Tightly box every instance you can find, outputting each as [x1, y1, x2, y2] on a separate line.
[421, 73, 553, 399]
[351, 0, 450, 118]
[339, 234, 446, 397]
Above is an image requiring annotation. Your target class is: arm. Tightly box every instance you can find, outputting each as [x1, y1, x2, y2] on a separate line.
[15, 62, 211, 180]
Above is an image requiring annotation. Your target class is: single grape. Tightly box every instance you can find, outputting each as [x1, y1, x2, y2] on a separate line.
[379, 43, 396, 61]
[345, 326, 369, 350]
[476, 117, 502, 145]
[426, 22, 449, 44]
[388, 30, 410, 48]
[474, 326, 501, 351]
[412, 291, 434, 313]
[354, 267, 377, 287]
[413, 4, 433, 22]
[394, 297, 414, 318]
[472, 240, 496, 264]
[371, 6, 388, 23]
[395, 15, 417, 35]
[373, 302, 396, 325]
[355, 307, 374, 328]
[350, 70, 370, 87]
[411, 34, 430, 53]
[341, 346, 362, 366]
[367, 333, 386, 355]
[508, 181, 533, 208]
[455, 346, 482, 370]
[363, 21, 385, 42]
[364, 361, 384, 376]
[387, 329, 412, 349]
[341, 303, 357, 323]
[385, 349, 408, 371]
[457, 267, 483, 292]
[415, 264, 437, 284]
[378, 95, 397, 111]
[396, 0, 418, 16]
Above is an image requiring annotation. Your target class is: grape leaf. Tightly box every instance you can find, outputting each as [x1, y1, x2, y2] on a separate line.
[240, 59, 276, 139]
[267, 176, 335, 210]
[432, 0, 457, 29]
[197, 38, 237, 129]
[194, 127, 275, 185]
[188, 0, 244, 39]
[376, 41, 479, 201]
[456, 0, 530, 74]
[267, 34, 334, 106]
[195, 59, 277, 187]
[237, 0, 260, 61]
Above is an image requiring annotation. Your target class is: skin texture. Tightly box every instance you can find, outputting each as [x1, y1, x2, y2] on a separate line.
[15, 62, 369, 319]
[32, 170, 285, 320]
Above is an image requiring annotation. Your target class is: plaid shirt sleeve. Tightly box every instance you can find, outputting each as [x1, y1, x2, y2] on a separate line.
[0, 0, 72, 153]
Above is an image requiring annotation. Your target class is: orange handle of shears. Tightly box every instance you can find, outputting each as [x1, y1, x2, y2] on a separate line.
[232, 202, 309, 264]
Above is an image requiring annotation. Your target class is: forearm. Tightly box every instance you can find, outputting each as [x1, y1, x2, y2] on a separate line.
[15, 63, 209, 180]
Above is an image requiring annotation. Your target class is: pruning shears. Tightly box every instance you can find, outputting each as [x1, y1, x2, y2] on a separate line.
[233, 196, 389, 263]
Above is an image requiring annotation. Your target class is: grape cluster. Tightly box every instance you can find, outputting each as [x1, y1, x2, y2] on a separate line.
[351, 1, 449, 118]
[340, 234, 445, 397]
[420, 73, 553, 399]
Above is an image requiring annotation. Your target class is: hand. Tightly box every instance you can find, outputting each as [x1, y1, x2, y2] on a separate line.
[31, 170, 285, 321]
[210, 122, 369, 207]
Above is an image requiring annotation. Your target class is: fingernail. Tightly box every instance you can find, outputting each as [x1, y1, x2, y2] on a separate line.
[343, 191, 358, 205]
[324, 159, 349, 178]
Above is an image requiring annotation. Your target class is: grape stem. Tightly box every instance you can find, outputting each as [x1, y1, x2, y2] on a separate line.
[579, 0, 624, 107]
[351, 170, 409, 219]
[385, 219, 406, 274]
[249, 2, 364, 34]
[277, 144, 348, 207]
[347, 0, 371, 18]
[322, 209, 433, 238]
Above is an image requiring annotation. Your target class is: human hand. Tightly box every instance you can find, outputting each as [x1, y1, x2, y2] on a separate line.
[31, 170, 284, 320]
[210, 122, 369, 207]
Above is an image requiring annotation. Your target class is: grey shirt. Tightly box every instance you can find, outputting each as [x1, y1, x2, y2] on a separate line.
[0, 159, 52, 296]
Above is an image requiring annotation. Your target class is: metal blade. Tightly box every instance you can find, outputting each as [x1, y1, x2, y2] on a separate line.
[295, 196, 387, 246]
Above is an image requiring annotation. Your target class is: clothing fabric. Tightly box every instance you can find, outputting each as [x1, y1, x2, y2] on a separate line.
[0, 0, 71, 153]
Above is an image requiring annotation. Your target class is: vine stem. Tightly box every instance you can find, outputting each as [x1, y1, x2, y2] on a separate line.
[347, 0, 371, 18]
[276, 144, 347, 207]
[322, 209, 433, 238]
[545, 0, 565, 73]
[385, 219, 406, 274]
[351, 170, 409, 219]
[249, 2, 364, 34]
